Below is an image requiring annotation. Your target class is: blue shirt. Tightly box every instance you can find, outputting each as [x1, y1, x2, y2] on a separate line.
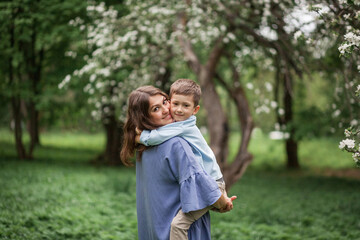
[136, 137, 221, 240]
[140, 115, 223, 180]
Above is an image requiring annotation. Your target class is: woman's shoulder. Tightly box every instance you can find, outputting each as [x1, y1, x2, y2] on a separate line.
[163, 136, 187, 144]
[160, 136, 191, 151]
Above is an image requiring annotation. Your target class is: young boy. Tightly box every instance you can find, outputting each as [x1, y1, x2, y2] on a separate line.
[136, 79, 235, 240]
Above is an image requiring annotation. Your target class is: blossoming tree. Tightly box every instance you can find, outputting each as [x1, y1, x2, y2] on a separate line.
[63, 0, 350, 188]
[61, 1, 256, 186]
[60, 2, 180, 163]
[311, 0, 360, 166]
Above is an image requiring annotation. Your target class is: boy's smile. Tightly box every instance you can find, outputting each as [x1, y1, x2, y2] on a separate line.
[170, 94, 200, 122]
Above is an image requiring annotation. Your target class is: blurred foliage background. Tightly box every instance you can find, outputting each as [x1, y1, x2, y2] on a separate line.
[0, 0, 359, 239]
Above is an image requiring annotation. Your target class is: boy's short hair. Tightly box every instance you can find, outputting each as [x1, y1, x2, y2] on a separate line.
[170, 79, 201, 106]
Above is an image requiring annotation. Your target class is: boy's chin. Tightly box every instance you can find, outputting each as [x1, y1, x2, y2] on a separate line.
[173, 117, 186, 122]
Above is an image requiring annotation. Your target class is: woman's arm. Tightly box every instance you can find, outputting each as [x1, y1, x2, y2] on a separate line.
[167, 137, 231, 213]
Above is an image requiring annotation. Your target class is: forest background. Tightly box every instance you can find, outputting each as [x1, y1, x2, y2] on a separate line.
[0, 0, 359, 239]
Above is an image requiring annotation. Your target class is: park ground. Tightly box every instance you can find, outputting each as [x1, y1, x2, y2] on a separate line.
[0, 129, 359, 240]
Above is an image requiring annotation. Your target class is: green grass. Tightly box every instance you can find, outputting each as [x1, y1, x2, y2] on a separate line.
[213, 172, 360, 240]
[228, 128, 354, 170]
[1, 128, 359, 240]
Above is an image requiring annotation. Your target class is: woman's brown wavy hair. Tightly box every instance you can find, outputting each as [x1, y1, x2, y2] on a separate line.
[120, 86, 169, 166]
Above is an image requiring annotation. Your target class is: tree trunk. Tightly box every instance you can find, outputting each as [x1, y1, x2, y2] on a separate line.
[9, 9, 28, 160]
[103, 120, 123, 165]
[11, 96, 27, 159]
[286, 138, 299, 168]
[198, 69, 229, 164]
[96, 104, 124, 165]
[26, 21, 43, 154]
[215, 55, 255, 190]
[178, 33, 230, 165]
[27, 101, 39, 156]
[10, 61, 28, 160]
[176, 12, 256, 190]
[222, 84, 254, 189]
[283, 73, 300, 169]
[155, 46, 173, 93]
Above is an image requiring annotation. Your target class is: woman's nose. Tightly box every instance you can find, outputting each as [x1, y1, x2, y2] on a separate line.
[162, 106, 169, 114]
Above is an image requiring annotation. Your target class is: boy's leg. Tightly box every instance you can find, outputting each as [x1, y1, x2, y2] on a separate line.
[170, 207, 210, 240]
[170, 180, 227, 240]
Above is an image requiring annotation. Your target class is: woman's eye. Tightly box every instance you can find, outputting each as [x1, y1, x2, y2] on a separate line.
[153, 107, 159, 112]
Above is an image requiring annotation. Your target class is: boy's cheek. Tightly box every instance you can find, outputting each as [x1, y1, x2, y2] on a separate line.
[169, 107, 175, 115]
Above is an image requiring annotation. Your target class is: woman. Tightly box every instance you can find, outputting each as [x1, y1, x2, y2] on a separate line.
[121, 86, 232, 240]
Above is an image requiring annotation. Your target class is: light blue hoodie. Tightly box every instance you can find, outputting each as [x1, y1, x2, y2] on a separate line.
[139, 115, 223, 180]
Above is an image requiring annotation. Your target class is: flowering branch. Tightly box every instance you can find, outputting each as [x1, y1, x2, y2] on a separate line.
[339, 127, 360, 167]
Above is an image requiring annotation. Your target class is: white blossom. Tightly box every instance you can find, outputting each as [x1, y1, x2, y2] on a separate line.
[339, 139, 356, 149]
[345, 129, 351, 137]
[265, 82, 273, 91]
[352, 152, 360, 162]
[339, 141, 346, 149]
[270, 101, 277, 108]
[246, 83, 254, 90]
[332, 109, 341, 118]
[350, 119, 358, 126]
[294, 30, 302, 40]
[255, 105, 270, 114]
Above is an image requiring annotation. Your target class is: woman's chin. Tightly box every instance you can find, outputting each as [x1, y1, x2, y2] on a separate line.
[162, 115, 173, 124]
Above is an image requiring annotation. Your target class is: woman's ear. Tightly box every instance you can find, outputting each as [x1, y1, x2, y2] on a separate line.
[193, 105, 200, 115]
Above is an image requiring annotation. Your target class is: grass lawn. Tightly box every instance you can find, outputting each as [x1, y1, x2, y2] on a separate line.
[0, 128, 359, 240]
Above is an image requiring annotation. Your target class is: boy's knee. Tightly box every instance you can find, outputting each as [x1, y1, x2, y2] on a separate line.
[171, 214, 192, 231]
[171, 217, 184, 230]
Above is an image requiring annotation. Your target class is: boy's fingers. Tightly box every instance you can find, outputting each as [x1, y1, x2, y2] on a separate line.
[230, 196, 237, 201]
[135, 127, 142, 135]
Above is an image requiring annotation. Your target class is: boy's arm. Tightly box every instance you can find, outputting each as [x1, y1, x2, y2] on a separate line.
[139, 124, 185, 146]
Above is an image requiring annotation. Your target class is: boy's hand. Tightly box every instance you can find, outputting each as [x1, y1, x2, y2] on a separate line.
[221, 195, 237, 212]
[135, 127, 142, 144]
[212, 195, 237, 213]
[135, 127, 142, 135]
[135, 134, 141, 144]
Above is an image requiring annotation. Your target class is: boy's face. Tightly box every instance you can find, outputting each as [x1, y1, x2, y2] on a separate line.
[170, 94, 200, 122]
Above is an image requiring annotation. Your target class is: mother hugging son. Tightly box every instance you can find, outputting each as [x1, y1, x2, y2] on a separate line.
[121, 79, 236, 240]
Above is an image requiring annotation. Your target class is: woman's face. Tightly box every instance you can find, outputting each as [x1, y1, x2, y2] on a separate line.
[148, 94, 173, 127]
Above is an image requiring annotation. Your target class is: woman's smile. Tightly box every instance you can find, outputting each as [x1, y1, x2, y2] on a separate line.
[149, 94, 174, 126]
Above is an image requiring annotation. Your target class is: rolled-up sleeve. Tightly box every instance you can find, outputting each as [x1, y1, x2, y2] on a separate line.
[166, 138, 221, 213]
[180, 172, 221, 213]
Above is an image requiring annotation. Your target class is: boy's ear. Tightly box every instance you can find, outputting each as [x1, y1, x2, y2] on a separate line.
[193, 105, 200, 115]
